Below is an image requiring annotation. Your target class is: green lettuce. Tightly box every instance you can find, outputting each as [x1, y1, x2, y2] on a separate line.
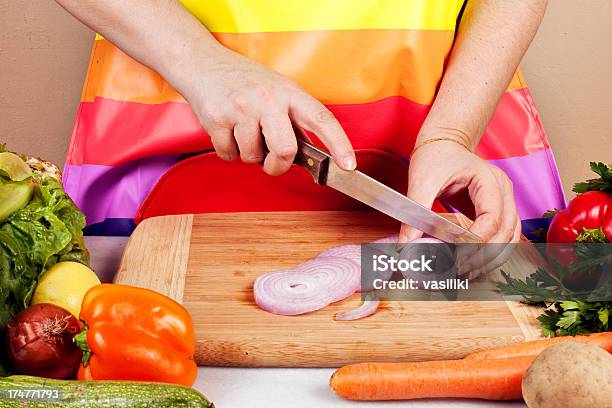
[1, 171, 89, 375]
[0, 177, 89, 328]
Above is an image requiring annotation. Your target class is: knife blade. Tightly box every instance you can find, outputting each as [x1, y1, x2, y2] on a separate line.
[294, 138, 481, 244]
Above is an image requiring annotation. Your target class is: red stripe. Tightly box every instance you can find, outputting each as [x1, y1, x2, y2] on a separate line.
[67, 90, 548, 166]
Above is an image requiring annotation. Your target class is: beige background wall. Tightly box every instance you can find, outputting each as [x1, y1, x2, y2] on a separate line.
[1, 1, 610, 197]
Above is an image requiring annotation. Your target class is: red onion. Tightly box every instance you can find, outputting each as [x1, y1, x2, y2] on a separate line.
[254, 258, 360, 315]
[6, 303, 82, 379]
[334, 294, 380, 321]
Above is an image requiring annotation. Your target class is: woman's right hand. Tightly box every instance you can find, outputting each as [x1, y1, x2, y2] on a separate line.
[172, 45, 356, 176]
[55, 0, 354, 176]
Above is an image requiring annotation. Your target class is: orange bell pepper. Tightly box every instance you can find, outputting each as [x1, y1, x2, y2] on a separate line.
[75, 284, 197, 386]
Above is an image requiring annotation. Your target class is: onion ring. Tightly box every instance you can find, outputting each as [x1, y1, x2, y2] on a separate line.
[295, 258, 360, 301]
[254, 257, 360, 315]
[334, 294, 380, 321]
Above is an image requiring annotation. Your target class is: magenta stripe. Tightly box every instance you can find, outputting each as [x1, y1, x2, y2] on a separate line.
[489, 148, 566, 220]
[64, 149, 565, 227]
[63, 155, 181, 225]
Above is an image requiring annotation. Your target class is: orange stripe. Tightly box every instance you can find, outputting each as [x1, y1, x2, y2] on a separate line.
[83, 33, 526, 106]
[83, 30, 458, 106]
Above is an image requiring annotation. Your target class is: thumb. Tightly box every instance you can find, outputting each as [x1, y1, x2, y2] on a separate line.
[398, 174, 441, 243]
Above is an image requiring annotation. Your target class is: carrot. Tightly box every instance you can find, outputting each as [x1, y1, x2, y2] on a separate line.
[464, 332, 612, 360]
[329, 356, 535, 401]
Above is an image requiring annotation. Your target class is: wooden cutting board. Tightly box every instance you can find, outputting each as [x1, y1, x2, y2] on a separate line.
[114, 211, 544, 367]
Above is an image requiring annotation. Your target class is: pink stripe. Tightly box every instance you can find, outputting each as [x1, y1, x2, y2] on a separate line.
[66, 90, 549, 166]
[64, 150, 564, 227]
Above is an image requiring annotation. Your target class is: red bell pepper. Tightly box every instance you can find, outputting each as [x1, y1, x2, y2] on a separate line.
[75, 284, 198, 386]
[545, 163, 611, 288]
[547, 190, 611, 245]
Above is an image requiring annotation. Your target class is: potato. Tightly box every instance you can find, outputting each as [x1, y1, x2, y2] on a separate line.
[522, 340, 612, 408]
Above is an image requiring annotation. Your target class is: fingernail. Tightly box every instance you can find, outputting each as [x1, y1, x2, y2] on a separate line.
[342, 155, 356, 171]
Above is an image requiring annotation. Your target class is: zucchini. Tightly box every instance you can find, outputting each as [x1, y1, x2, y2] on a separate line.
[0, 375, 213, 408]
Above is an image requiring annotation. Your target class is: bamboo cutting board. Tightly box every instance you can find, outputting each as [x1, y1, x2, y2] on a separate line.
[114, 211, 544, 367]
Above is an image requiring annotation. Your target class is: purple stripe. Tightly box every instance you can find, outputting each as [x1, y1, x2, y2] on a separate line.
[63, 155, 181, 225]
[489, 148, 566, 220]
[63, 149, 565, 228]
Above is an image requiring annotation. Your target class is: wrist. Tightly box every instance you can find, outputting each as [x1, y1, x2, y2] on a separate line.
[160, 34, 226, 96]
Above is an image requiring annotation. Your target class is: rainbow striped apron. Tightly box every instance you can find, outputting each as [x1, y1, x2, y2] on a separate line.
[63, 0, 566, 238]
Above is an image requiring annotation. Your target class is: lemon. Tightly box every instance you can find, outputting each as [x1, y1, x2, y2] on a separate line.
[32, 261, 101, 317]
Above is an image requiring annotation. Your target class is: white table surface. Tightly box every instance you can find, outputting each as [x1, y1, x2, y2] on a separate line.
[85, 236, 527, 408]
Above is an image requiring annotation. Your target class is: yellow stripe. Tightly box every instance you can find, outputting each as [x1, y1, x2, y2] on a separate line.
[179, 0, 464, 33]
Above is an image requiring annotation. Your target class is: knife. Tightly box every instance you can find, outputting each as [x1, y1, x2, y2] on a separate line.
[293, 138, 481, 244]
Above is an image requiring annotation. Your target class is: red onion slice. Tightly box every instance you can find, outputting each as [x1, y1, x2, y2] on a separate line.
[317, 244, 361, 265]
[254, 269, 335, 315]
[334, 294, 380, 321]
[294, 258, 360, 301]
[254, 258, 360, 315]
[318, 244, 395, 292]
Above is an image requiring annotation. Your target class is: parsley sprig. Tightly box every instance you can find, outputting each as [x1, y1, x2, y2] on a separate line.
[572, 162, 612, 194]
[537, 301, 609, 337]
[498, 241, 611, 336]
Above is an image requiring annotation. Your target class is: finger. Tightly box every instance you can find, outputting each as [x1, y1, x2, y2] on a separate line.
[261, 111, 297, 176]
[466, 172, 506, 242]
[234, 120, 265, 163]
[290, 97, 356, 171]
[398, 167, 443, 243]
[461, 177, 519, 275]
[468, 181, 521, 277]
[485, 177, 519, 244]
[208, 126, 239, 161]
[454, 172, 504, 273]
[467, 217, 521, 279]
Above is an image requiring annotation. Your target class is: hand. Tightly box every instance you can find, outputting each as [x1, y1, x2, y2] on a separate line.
[174, 46, 356, 176]
[399, 139, 521, 278]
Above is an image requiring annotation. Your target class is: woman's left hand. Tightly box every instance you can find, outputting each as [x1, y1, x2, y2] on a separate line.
[399, 139, 522, 278]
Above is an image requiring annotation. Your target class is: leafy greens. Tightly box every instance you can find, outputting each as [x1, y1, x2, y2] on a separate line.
[0, 176, 89, 327]
[0, 146, 90, 375]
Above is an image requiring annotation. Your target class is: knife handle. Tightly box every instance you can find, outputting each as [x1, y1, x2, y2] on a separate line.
[294, 139, 331, 185]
